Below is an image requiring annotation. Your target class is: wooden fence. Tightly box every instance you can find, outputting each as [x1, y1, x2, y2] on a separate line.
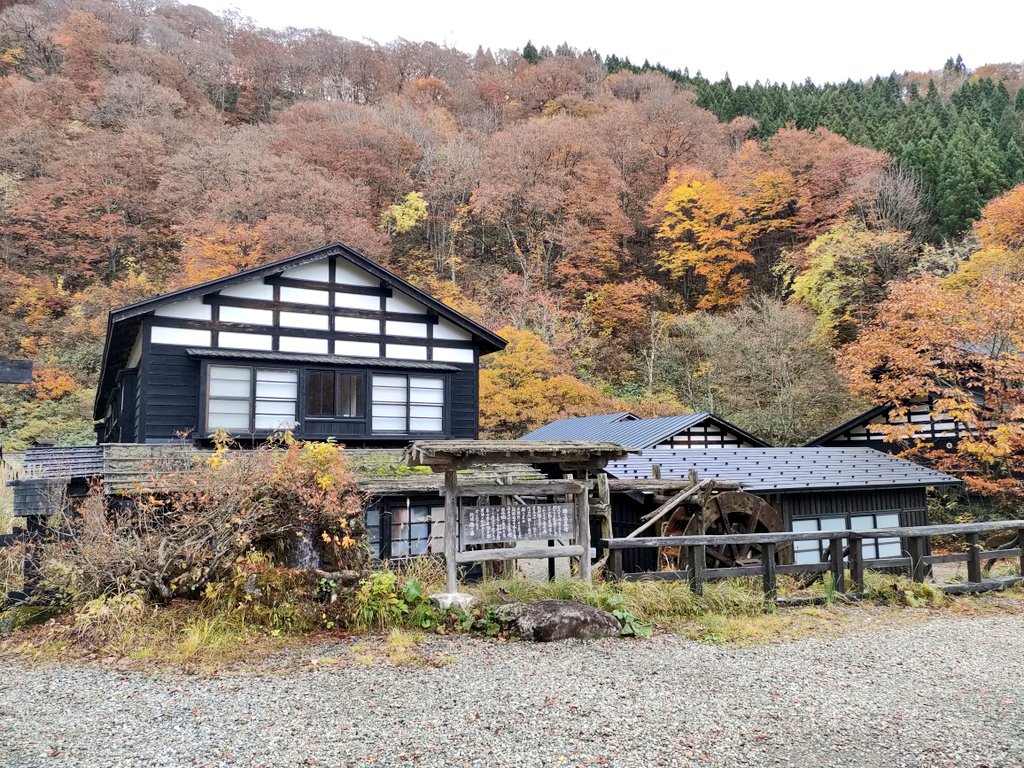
[604, 520, 1024, 601]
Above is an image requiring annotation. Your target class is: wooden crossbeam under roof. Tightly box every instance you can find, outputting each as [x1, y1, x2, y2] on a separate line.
[403, 439, 636, 470]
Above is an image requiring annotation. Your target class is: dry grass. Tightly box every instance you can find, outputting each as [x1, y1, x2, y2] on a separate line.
[3, 597, 298, 672]
[5, 568, 1024, 672]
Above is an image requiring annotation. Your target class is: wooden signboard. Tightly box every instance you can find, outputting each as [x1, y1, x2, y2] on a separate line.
[460, 503, 577, 545]
[0, 360, 32, 384]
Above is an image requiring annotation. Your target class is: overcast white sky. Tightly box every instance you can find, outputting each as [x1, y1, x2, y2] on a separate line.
[189, 0, 1022, 85]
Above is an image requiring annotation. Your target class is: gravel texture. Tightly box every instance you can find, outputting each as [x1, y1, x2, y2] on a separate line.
[2, 613, 1023, 768]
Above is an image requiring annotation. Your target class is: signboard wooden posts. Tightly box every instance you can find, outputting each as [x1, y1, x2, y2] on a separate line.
[0, 360, 32, 384]
[443, 475, 592, 594]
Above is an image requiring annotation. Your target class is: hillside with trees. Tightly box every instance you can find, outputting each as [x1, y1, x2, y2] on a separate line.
[1, 0, 1023, 499]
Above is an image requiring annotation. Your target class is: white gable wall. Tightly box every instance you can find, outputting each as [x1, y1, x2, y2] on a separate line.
[146, 253, 483, 363]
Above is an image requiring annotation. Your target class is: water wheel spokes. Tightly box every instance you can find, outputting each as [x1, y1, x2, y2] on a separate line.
[662, 491, 789, 570]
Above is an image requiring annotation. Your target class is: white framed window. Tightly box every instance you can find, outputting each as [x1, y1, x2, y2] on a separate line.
[792, 517, 847, 565]
[207, 366, 252, 432]
[366, 504, 434, 560]
[792, 513, 902, 565]
[851, 513, 902, 560]
[371, 374, 444, 433]
[206, 365, 297, 434]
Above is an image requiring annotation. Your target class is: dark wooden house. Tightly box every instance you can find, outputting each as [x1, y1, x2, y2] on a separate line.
[6, 244, 513, 566]
[604, 447, 960, 573]
[94, 243, 506, 447]
[807, 396, 974, 453]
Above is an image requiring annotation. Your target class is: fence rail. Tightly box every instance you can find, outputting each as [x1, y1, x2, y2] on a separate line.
[603, 520, 1024, 601]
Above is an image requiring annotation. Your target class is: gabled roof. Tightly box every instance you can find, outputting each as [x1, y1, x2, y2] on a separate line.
[107, 242, 506, 350]
[604, 447, 961, 493]
[519, 412, 767, 449]
[94, 243, 507, 418]
[805, 404, 892, 446]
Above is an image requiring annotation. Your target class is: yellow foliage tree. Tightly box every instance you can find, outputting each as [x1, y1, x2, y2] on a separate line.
[651, 167, 754, 309]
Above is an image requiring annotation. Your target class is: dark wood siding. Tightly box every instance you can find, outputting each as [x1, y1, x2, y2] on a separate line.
[449, 364, 478, 439]
[145, 344, 202, 440]
[134, 344, 480, 445]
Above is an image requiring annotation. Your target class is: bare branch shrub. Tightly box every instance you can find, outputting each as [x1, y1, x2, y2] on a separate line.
[41, 437, 366, 604]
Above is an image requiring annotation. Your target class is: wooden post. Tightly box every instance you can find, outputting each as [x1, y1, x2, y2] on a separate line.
[22, 515, 43, 593]
[443, 468, 459, 594]
[688, 545, 705, 596]
[652, 464, 662, 480]
[907, 535, 927, 583]
[967, 532, 982, 584]
[829, 537, 845, 593]
[609, 547, 623, 581]
[762, 541, 777, 602]
[576, 487, 592, 583]
[1019, 530, 1024, 579]
[596, 473, 610, 507]
[849, 534, 865, 595]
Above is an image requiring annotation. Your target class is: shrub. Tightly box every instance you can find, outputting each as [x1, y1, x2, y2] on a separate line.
[40, 435, 365, 605]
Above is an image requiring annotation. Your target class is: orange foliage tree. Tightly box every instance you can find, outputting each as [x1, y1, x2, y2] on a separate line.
[479, 326, 623, 438]
[975, 184, 1024, 252]
[841, 271, 1024, 502]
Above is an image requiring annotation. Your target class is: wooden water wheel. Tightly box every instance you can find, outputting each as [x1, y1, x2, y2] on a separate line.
[659, 491, 790, 569]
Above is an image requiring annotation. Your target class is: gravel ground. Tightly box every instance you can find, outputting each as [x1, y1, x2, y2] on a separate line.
[2, 613, 1023, 768]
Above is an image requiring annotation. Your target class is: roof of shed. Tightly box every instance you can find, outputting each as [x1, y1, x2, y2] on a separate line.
[405, 440, 635, 468]
[603, 447, 961, 493]
[21, 445, 105, 478]
[520, 413, 767, 449]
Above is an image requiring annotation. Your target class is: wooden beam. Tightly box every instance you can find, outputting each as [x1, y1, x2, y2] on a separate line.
[455, 544, 584, 564]
[627, 480, 712, 539]
[967, 532, 982, 584]
[453, 480, 587, 497]
[762, 541, 777, 601]
[576, 481, 592, 583]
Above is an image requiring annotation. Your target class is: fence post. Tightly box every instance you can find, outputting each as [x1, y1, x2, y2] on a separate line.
[1019, 529, 1024, 580]
[967, 532, 982, 584]
[688, 545, 705, 596]
[849, 534, 865, 595]
[828, 537, 845, 593]
[907, 536, 927, 583]
[762, 541, 777, 602]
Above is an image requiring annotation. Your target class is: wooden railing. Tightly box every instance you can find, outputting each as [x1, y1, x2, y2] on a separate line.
[603, 520, 1024, 601]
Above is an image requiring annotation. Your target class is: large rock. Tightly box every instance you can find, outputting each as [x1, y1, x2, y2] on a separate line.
[493, 600, 620, 642]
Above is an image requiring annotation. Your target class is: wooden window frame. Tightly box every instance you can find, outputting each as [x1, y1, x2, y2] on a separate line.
[304, 370, 366, 421]
[370, 373, 446, 435]
[204, 363, 299, 435]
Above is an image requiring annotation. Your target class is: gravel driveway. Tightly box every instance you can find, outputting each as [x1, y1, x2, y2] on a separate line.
[2, 613, 1023, 768]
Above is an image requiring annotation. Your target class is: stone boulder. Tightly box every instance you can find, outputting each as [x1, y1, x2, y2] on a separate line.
[493, 599, 620, 642]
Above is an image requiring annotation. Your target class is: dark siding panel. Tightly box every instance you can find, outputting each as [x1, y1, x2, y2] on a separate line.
[145, 345, 201, 440]
[120, 370, 138, 442]
[449, 365, 478, 439]
[610, 494, 658, 574]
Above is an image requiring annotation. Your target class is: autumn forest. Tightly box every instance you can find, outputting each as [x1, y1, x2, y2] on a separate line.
[2, 1, 1024, 502]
